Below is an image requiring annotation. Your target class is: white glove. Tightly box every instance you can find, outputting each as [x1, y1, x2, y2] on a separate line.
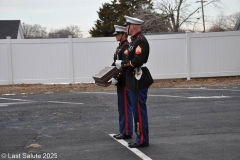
[115, 60, 122, 69]
[108, 78, 118, 85]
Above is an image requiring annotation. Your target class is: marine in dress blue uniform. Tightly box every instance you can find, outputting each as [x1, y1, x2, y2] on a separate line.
[115, 16, 154, 148]
[108, 25, 133, 139]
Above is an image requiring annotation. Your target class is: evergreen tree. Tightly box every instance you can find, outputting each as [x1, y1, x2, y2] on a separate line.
[89, 1, 119, 37]
[89, 0, 153, 37]
[119, 0, 153, 16]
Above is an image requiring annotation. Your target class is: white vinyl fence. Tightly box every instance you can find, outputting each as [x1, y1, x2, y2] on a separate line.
[0, 31, 240, 85]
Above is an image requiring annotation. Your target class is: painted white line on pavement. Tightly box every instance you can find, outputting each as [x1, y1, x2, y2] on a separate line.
[187, 96, 231, 99]
[0, 97, 35, 107]
[79, 92, 117, 95]
[109, 134, 152, 160]
[201, 88, 240, 92]
[0, 97, 34, 102]
[47, 101, 84, 105]
[148, 94, 184, 98]
[160, 87, 240, 92]
[0, 104, 8, 107]
[1, 94, 16, 96]
[0, 102, 33, 107]
[76, 90, 238, 99]
[81, 92, 184, 98]
[81, 92, 189, 99]
[0, 97, 84, 106]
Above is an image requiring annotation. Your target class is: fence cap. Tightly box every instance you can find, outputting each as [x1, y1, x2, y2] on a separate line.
[6, 36, 11, 39]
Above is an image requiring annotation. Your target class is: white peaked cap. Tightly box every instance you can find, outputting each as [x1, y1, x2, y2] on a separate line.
[124, 15, 144, 25]
[113, 25, 127, 35]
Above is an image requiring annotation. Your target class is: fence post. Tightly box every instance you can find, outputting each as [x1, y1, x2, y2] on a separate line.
[186, 31, 191, 80]
[68, 35, 74, 84]
[6, 36, 13, 85]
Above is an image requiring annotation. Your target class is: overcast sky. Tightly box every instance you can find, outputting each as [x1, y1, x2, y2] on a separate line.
[0, 0, 239, 38]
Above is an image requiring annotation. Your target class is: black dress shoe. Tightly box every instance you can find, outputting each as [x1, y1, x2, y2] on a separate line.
[113, 133, 121, 138]
[128, 142, 149, 148]
[115, 134, 132, 139]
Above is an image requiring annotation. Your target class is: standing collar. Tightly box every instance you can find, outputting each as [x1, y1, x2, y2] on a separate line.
[131, 31, 141, 40]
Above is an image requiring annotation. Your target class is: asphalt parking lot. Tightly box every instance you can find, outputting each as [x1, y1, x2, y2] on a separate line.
[0, 86, 240, 160]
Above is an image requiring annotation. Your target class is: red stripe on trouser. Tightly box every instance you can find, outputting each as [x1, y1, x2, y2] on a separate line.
[138, 95, 144, 144]
[124, 87, 128, 135]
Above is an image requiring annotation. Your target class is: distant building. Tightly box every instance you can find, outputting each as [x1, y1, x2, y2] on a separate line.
[235, 18, 240, 31]
[0, 20, 24, 39]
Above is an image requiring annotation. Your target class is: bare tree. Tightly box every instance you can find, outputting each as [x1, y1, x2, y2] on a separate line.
[66, 25, 83, 38]
[208, 12, 240, 32]
[48, 25, 83, 38]
[154, 0, 223, 32]
[228, 12, 240, 30]
[48, 29, 72, 38]
[22, 24, 47, 38]
[208, 12, 227, 32]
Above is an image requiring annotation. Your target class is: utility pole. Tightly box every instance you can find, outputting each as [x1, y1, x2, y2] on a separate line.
[196, 0, 207, 32]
